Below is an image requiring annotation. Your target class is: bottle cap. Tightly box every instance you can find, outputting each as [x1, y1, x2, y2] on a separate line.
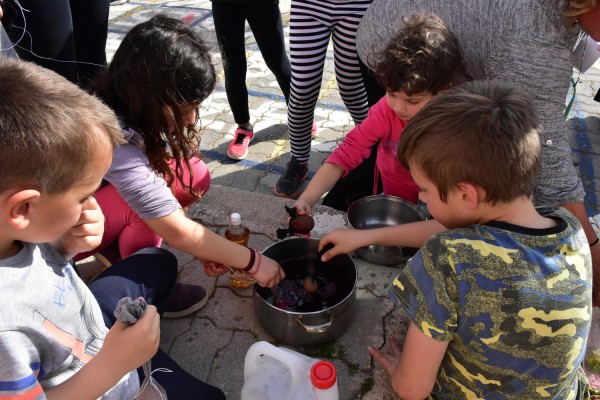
[230, 213, 241, 225]
[310, 361, 337, 390]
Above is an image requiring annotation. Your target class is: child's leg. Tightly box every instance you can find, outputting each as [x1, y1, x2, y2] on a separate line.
[2, 0, 77, 82]
[287, 0, 331, 163]
[330, 0, 371, 125]
[167, 156, 211, 209]
[247, 4, 291, 103]
[212, 2, 251, 125]
[89, 247, 177, 326]
[150, 349, 226, 400]
[74, 183, 162, 261]
[69, 0, 109, 84]
[89, 248, 225, 400]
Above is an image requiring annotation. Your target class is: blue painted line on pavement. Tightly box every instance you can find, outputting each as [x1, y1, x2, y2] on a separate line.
[228, 87, 346, 112]
[202, 149, 316, 179]
[571, 100, 597, 216]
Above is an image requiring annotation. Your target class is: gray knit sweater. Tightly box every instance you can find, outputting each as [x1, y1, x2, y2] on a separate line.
[356, 0, 585, 205]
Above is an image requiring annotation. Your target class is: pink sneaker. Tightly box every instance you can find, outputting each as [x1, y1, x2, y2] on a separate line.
[311, 122, 318, 137]
[227, 127, 254, 160]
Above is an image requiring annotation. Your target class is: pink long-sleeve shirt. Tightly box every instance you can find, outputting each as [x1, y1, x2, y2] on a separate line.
[326, 96, 419, 203]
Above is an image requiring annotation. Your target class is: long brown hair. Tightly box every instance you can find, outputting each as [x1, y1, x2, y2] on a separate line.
[93, 15, 217, 196]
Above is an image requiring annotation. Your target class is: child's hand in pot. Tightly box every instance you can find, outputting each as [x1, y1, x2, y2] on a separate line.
[252, 255, 285, 288]
[319, 228, 366, 261]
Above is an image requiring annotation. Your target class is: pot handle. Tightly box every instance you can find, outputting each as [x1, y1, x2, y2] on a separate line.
[295, 313, 333, 333]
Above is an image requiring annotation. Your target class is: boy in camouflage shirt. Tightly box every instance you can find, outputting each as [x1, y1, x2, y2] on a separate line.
[369, 80, 592, 399]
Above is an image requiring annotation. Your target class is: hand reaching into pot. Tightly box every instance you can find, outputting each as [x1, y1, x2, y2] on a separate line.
[318, 228, 369, 261]
[246, 254, 285, 288]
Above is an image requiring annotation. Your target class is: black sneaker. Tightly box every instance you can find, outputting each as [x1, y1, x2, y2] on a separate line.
[163, 282, 209, 319]
[274, 157, 308, 198]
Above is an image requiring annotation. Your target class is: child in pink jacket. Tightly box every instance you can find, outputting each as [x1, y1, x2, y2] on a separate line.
[294, 12, 465, 214]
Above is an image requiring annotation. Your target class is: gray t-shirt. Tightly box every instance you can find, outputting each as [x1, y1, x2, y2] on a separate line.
[0, 243, 139, 399]
[356, 0, 585, 205]
[104, 127, 180, 220]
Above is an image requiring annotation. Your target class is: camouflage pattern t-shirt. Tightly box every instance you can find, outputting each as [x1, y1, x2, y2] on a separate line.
[391, 207, 592, 399]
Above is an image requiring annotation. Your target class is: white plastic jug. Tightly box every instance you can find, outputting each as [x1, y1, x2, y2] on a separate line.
[241, 341, 339, 400]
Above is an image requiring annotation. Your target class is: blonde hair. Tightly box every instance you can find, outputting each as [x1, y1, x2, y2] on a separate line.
[564, 0, 598, 22]
[0, 58, 124, 194]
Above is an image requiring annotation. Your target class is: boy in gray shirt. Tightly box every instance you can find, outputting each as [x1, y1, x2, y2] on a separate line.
[0, 58, 225, 399]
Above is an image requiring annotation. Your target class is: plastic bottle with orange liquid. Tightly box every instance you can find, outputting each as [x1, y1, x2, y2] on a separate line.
[225, 213, 255, 289]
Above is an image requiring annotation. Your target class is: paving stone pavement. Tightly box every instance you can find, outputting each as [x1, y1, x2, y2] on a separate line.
[81, 1, 600, 399]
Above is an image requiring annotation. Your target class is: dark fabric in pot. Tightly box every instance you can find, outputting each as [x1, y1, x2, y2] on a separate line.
[254, 238, 356, 346]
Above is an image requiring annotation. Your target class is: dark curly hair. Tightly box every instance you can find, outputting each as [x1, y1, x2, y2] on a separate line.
[369, 12, 465, 96]
[93, 14, 216, 196]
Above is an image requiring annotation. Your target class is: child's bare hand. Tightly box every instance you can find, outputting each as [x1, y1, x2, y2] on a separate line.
[293, 198, 311, 216]
[368, 336, 403, 377]
[56, 196, 104, 259]
[319, 228, 364, 261]
[252, 255, 285, 288]
[202, 260, 229, 276]
[100, 305, 160, 374]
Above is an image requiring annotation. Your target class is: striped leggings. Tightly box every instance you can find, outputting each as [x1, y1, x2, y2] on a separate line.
[288, 0, 371, 162]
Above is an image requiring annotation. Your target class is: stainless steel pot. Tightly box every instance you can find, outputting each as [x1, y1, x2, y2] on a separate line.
[254, 237, 356, 346]
[348, 195, 428, 266]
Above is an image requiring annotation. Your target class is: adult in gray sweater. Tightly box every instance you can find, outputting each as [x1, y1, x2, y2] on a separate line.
[319, 0, 600, 303]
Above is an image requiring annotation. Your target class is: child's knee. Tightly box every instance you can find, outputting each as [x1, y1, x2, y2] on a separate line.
[190, 157, 211, 196]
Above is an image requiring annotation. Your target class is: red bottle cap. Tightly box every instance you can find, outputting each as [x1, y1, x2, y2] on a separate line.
[310, 361, 337, 390]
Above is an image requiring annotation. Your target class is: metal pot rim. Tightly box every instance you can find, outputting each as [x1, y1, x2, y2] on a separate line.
[254, 238, 357, 315]
[347, 194, 428, 227]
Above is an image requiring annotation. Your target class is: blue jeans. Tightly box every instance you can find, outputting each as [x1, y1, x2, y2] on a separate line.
[89, 247, 225, 400]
